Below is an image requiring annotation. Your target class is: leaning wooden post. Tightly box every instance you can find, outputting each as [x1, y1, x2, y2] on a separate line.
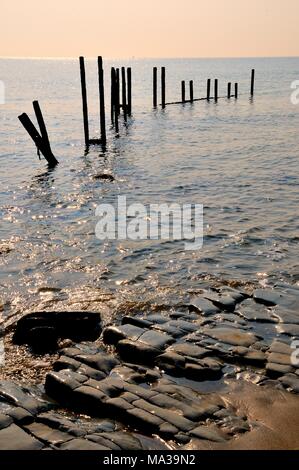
[235, 83, 238, 99]
[161, 67, 166, 108]
[189, 80, 194, 102]
[33, 101, 51, 152]
[251, 69, 255, 96]
[227, 82, 231, 99]
[111, 67, 115, 123]
[214, 79, 218, 102]
[127, 67, 132, 116]
[121, 67, 127, 121]
[181, 81, 186, 103]
[18, 113, 58, 166]
[79, 56, 89, 146]
[98, 56, 106, 145]
[153, 67, 157, 108]
[207, 79, 211, 100]
[116, 68, 120, 116]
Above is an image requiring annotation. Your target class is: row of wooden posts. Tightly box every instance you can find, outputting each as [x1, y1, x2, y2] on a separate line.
[18, 58, 255, 168]
[154, 68, 255, 107]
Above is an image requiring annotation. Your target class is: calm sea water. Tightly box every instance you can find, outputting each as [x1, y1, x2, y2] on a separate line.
[0, 57, 299, 322]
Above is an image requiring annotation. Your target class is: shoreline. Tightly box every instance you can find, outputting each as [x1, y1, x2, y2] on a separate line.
[0, 284, 299, 450]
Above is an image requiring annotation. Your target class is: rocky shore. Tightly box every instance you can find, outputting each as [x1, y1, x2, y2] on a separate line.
[0, 284, 299, 450]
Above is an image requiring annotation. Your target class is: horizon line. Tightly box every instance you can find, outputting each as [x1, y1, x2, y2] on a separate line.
[1, 55, 299, 61]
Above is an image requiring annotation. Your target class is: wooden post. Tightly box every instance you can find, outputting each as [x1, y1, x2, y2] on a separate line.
[121, 67, 127, 121]
[181, 81, 186, 103]
[189, 80, 194, 102]
[227, 82, 231, 99]
[98, 56, 106, 145]
[153, 67, 157, 108]
[79, 56, 89, 146]
[161, 67, 166, 108]
[111, 67, 115, 123]
[251, 69, 255, 96]
[33, 101, 51, 152]
[18, 112, 58, 166]
[207, 79, 211, 100]
[115, 70, 120, 133]
[235, 83, 238, 98]
[116, 68, 120, 116]
[214, 79, 218, 102]
[127, 67, 132, 116]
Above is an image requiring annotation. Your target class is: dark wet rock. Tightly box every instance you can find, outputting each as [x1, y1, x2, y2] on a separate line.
[74, 352, 118, 375]
[159, 422, 178, 437]
[269, 340, 292, 355]
[188, 297, 220, 316]
[127, 407, 164, 431]
[94, 173, 115, 182]
[86, 433, 121, 449]
[272, 308, 299, 325]
[276, 323, 299, 337]
[7, 407, 34, 425]
[203, 327, 259, 348]
[122, 316, 153, 328]
[203, 292, 237, 312]
[169, 343, 210, 359]
[116, 339, 160, 364]
[279, 374, 299, 393]
[0, 413, 13, 430]
[0, 423, 44, 450]
[266, 362, 293, 378]
[27, 326, 58, 352]
[268, 352, 292, 366]
[103, 324, 145, 345]
[36, 412, 85, 437]
[189, 425, 228, 442]
[60, 438, 109, 450]
[237, 298, 276, 323]
[72, 386, 107, 411]
[253, 289, 282, 306]
[45, 370, 82, 401]
[24, 422, 73, 446]
[0, 381, 52, 415]
[138, 330, 173, 349]
[132, 398, 194, 432]
[13, 311, 101, 351]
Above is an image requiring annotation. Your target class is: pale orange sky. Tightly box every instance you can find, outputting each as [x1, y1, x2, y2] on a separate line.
[1, 0, 299, 58]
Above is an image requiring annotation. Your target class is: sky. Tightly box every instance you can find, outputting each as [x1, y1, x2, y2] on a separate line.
[1, 0, 299, 58]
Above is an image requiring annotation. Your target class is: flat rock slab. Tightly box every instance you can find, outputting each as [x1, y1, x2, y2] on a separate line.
[203, 327, 259, 348]
[0, 424, 44, 450]
[13, 311, 101, 352]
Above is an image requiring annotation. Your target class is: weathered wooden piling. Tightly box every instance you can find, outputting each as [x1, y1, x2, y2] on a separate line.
[207, 79, 211, 100]
[79, 56, 89, 146]
[181, 81, 186, 103]
[153, 67, 157, 108]
[121, 67, 127, 121]
[111, 67, 116, 123]
[33, 100, 51, 151]
[127, 67, 132, 116]
[235, 83, 238, 98]
[18, 109, 58, 167]
[251, 69, 255, 96]
[161, 67, 166, 109]
[227, 82, 232, 99]
[189, 81, 194, 102]
[214, 79, 218, 102]
[98, 56, 106, 145]
[115, 70, 120, 133]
